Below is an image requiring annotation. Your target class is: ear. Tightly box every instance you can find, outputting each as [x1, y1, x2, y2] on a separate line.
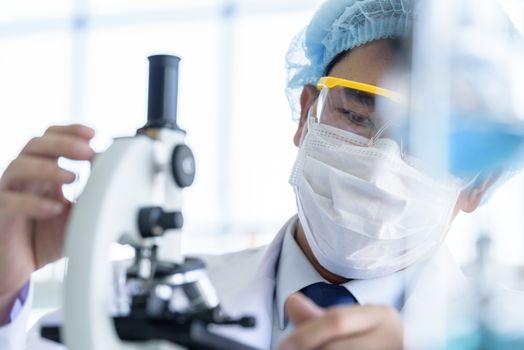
[457, 171, 503, 214]
[293, 85, 318, 147]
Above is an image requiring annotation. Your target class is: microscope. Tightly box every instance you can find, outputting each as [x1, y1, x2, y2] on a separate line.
[41, 55, 257, 350]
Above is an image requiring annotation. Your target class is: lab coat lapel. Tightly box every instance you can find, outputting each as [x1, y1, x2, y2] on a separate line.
[401, 245, 471, 350]
[205, 217, 292, 350]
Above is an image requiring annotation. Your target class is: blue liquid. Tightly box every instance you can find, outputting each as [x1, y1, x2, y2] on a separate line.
[448, 115, 524, 177]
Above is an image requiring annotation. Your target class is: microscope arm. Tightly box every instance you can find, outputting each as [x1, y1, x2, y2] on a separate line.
[63, 135, 160, 350]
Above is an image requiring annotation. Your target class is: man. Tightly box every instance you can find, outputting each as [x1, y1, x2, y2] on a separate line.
[0, 0, 504, 349]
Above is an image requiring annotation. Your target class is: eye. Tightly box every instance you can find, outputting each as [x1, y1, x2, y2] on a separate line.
[338, 108, 375, 129]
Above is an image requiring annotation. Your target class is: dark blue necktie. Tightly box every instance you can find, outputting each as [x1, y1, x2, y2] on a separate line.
[300, 282, 358, 308]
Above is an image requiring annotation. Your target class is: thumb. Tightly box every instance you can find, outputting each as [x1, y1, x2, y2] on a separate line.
[285, 292, 324, 326]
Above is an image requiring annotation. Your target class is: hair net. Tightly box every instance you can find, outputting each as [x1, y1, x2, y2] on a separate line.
[286, 0, 414, 120]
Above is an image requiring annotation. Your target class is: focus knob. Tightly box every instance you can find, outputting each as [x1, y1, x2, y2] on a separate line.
[138, 207, 183, 238]
[171, 144, 195, 188]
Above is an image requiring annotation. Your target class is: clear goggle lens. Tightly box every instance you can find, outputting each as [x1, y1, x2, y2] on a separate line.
[313, 82, 407, 146]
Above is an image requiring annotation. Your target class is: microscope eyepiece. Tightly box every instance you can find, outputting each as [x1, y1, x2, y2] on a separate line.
[142, 54, 182, 131]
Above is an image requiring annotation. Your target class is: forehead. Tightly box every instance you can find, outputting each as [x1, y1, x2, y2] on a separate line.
[327, 39, 397, 87]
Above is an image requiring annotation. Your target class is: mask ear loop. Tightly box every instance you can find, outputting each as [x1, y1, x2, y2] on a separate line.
[369, 111, 408, 160]
[298, 107, 314, 147]
[298, 88, 327, 147]
[369, 93, 409, 154]
[369, 119, 397, 147]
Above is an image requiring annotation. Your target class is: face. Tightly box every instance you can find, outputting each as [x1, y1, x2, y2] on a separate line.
[293, 39, 499, 219]
[293, 39, 397, 147]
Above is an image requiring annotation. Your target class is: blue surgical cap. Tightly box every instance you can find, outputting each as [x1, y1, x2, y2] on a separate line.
[286, 0, 414, 120]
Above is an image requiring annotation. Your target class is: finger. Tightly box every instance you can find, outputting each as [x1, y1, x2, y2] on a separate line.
[320, 330, 403, 350]
[0, 191, 65, 219]
[320, 337, 377, 350]
[44, 124, 95, 140]
[280, 305, 385, 350]
[321, 338, 356, 350]
[2, 156, 76, 187]
[49, 183, 67, 201]
[321, 310, 403, 350]
[21, 134, 95, 160]
[286, 293, 324, 326]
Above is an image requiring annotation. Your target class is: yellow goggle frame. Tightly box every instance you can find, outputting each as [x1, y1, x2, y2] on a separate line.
[317, 76, 404, 104]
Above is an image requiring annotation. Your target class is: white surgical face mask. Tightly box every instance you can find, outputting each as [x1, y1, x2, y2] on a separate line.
[289, 121, 462, 279]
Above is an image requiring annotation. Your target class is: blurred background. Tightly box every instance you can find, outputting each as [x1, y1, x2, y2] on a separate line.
[1, 0, 524, 328]
[0, 0, 324, 325]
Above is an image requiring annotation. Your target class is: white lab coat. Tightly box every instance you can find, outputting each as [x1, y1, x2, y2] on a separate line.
[2, 216, 510, 350]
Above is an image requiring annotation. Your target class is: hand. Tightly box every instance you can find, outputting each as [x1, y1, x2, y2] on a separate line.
[0, 124, 95, 322]
[279, 293, 403, 350]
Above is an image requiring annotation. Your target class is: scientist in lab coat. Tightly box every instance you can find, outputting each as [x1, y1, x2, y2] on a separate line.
[0, 0, 508, 349]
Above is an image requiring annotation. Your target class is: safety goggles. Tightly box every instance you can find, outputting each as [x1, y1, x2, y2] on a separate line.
[310, 76, 479, 185]
[312, 76, 407, 146]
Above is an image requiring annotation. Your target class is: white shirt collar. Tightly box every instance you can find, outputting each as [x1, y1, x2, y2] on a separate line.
[275, 217, 416, 330]
[275, 218, 327, 329]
